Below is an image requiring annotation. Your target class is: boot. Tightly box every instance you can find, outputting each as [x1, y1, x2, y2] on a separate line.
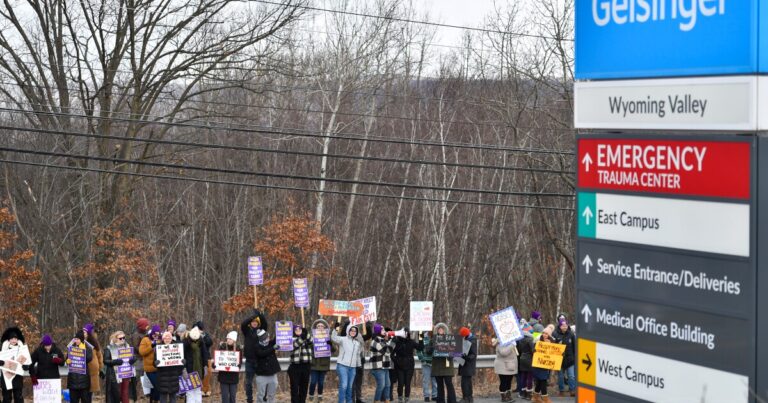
[308, 397, 315, 403]
[531, 393, 542, 403]
[540, 394, 552, 403]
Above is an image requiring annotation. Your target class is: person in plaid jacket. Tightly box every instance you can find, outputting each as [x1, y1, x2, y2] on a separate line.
[369, 324, 395, 403]
[289, 324, 313, 403]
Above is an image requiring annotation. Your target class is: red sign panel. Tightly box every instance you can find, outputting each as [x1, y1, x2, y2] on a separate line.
[578, 138, 751, 199]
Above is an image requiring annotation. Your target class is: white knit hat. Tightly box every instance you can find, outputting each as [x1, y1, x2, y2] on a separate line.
[226, 331, 238, 342]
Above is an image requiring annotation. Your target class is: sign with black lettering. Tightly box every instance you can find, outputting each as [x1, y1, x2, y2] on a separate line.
[433, 334, 462, 358]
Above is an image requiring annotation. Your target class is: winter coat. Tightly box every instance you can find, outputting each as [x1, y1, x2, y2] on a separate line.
[66, 344, 94, 390]
[516, 335, 534, 372]
[131, 331, 146, 373]
[1, 328, 29, 387]
[240, 310, 268, 360]
[310, 344, 335, 372]
[31, 344, 65, 379]
[104, 343, 134, 384]
[458, 335, 477, 377]
[368, 336, 394, 370]
[290, 332, 313, 365]
[214, 343, 242, 385]
[393, 337, 419, 370]
[553, 327, 576, 369]
[1, 339, 30, 387]
[89, 347, 103, 392]
[138, 337, 157, 373]
[330, 324, 363, 368]
[416, 335, 435, 366]
[493, 343, 519, 375]
[184, 337, 210, 377]
[153, 343, 184, 395]
[254, 338, 281, 376]
[431, 356, 456, 377]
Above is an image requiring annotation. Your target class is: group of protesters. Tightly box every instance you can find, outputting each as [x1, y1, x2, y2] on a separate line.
[0, 308, 574, 403]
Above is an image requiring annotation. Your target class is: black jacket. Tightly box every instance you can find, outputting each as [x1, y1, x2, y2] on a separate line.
[214, 343, 242, 385]
[241, 310, 268, 360]
[254, 338, 280, 376]
[184, 337, 211, 376]
[66, 345, 94, 390]
[154, 342, 184, 395]
[517, 335, 534, 372]
[554, 327, 576, 369]
[30, 344, 65, 379]
[458, 336, 478, 377]
[393, 337, 420, 370]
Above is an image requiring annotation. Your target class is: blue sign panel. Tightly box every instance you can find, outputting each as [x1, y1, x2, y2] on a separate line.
[576, 0, 758, 79]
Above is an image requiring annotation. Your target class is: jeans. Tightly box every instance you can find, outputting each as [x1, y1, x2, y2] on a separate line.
[244, 360, 258, 403]
[309, 370, 327, 396]
[336, 364, 356, 403]
[289, 363, 311, 403]
[558, 365, 576, 392]
[435, 376, 456, 403]
[371, 369, 391, 401]
[421, 365, 438, 399]
[221, 383, 238, 403]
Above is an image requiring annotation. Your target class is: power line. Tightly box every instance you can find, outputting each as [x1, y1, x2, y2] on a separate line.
[0, 124, 573, 175]
[255, 0, 574, 42]
[0, 158, 574, 211]
[0, 146, 575, 198]
[0, 107, 576, 156]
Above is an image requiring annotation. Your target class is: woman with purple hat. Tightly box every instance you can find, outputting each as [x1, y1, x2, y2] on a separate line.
[30, 334, 65, 384]
[83, 324, 103, 399]
[553, 318, 576, 397]
[369, 323, 395, 403]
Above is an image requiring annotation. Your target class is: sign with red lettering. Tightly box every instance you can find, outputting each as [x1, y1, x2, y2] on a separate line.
[578, 138, 751, 199]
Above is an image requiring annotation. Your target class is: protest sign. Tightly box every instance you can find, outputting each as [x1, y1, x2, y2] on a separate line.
[409, 301, 433, 331]
[213, 350, 241, 372]
[350, 297, 377, 325]
[293, 278, 310, 308]
[434, 334, 463, 358]
[276, 321, 294, 352]
[312, 328, 332, 358]
[178, 371, 202, 395]
[116, 347, 135, 380]
[535, 341, 566, 355]
[247, 256, 263, 286]
[0, 344, 30, 389]
[67, 346, 87, 375]
[318, 300, 365, 317]
[489, 307, 524, 346]
[532, 341, 565, 370]
[33, 379, 61, 403]
[156, 343, 184, 367]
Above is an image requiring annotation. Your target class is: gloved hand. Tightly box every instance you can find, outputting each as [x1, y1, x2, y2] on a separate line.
[30, 376, 38, 386]
[0, 360, 5, 366]
[181, 359, 186, 365]
[273, 344, 280, 351]
[154, 360, 160, 367]
[21, 364, 30, 371]
[128, 357, 137, 365]
[99, 371, 105, 379]
[51, 357, 64, 365]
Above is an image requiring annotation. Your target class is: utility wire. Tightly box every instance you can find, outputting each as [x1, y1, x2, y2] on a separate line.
[0, 124, 573, 175]
[0, 146, 575, 198]
[254, 0, 575, 42]
[0, 158, 574, 211]
[0, 107, 575, 156]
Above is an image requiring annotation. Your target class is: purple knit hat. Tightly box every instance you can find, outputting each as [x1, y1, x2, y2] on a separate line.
[530, 311, 541, 320]
[41, 334, 53, 346]
[83, 323, 95, 334]
[373, 324, 383, 335]
[149, 325, 162, 336]
[167, 320, 177, 328]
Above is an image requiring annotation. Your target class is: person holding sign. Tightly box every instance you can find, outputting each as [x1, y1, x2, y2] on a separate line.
[369, 324, 395, 403]
[213, 331, 242, 403]
[416, 332, 438, 402]
[309, 320, 334, 403]
[29, 334, 65, 383]
[0, 327, 29, 403]
[153, 332, 185, 403]
[515, 325, 535, 400]
[552, 319, 576, 398]
[531, 328, 554, 403]
[457, 327, 477, 403]
[183, 327, 209, 403]
[430, 323, 457, 403]
[288, 324, 313, 403]
[139, 324, 163, 403]
[254, 328, 281, 403]
[491, 337, 518, 403]
[240, 309, 268, 403]
[66, 330, 94, 403]
[104, 331, 137, 403]
[331, 323, 363, 403]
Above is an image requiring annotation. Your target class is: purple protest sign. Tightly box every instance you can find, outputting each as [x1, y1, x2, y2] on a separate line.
[116, 347, 135, 380]
[312, 328, 331, 358]
[67, 346, 87, 375]
[247, 256, 263, 286]
[178, 371, 202, 395]
[293, 278, 309, 308]
[276, 321, 294, 352]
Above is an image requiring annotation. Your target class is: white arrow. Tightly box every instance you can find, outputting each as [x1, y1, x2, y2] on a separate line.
[582, 206, 593, 226]
[582, 153, 593, 172]
[582, 254, 593, 274]
[581, 304, 592, 324]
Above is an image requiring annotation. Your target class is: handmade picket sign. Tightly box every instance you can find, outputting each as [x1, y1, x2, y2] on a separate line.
[532, 341, 565, 371]
[32, 379, 61, 403]
[213, 350, 241, 372]
[409, 301, 433, 332]
[156, 343, 184, 367]
[0, 344, 30, 389]
[318, 300, 365, 317]
[489, 307, 524, 347]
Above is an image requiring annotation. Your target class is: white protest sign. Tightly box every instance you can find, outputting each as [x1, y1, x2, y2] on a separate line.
[409, 301, 434, 332]
[213, 350, 240, 372]
[489, 307, 524, 346]
[0, 345, 30, 390]
[350, 297, 377, 325]
[155, 343, 184, 367]
[33, 379, 61, 403]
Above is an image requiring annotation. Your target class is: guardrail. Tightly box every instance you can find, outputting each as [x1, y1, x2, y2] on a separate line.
[34, 355, 498, 376]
